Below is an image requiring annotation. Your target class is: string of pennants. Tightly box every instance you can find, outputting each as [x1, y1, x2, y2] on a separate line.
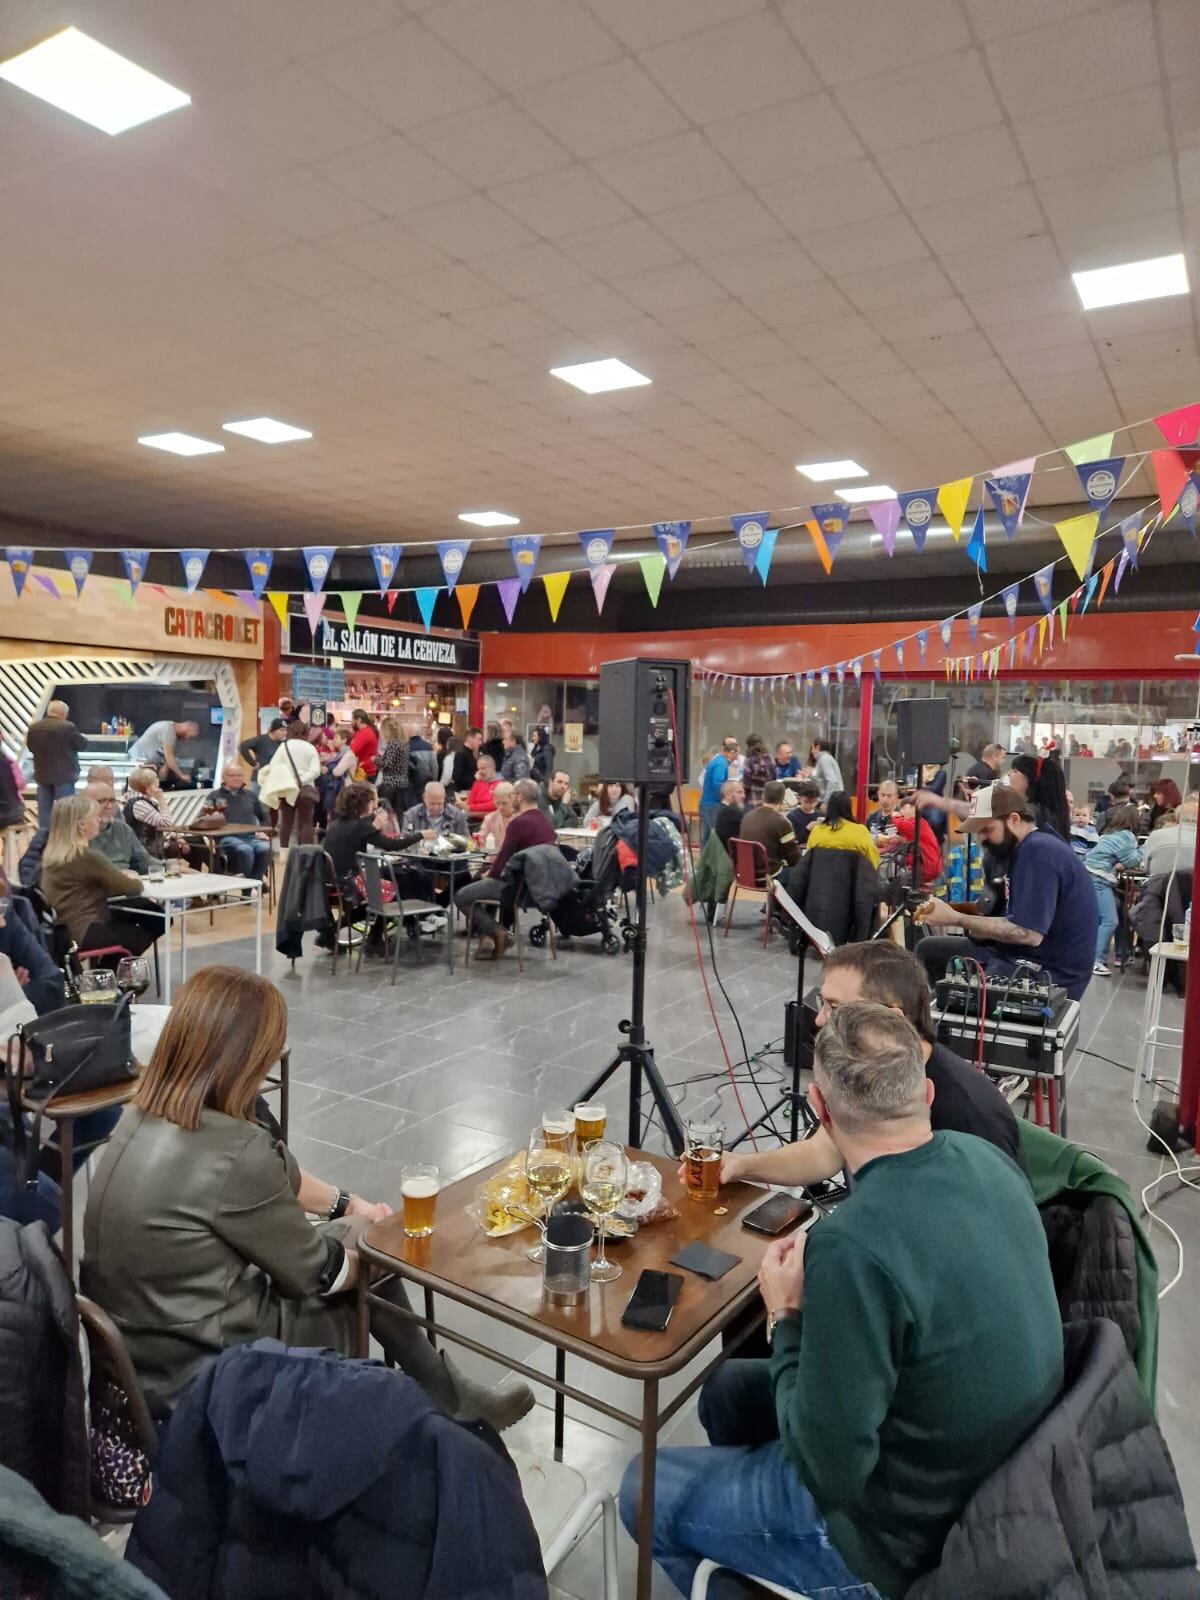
[698, 502, 1160, 700]
[3, 402, 1199, 639]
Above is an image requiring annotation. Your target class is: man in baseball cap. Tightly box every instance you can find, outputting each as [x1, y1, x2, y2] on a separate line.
[915, 783, 1097, 1000]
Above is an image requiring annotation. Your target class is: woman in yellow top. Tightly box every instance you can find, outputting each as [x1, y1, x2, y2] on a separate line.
[804, 790, 880, 868]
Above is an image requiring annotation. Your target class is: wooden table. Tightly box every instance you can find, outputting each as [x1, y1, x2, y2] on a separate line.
[357, 1149, 782, 1600]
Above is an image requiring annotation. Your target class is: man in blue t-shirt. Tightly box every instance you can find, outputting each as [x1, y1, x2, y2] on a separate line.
[917, 783, 1097, 999]
[698, 737, 739, 841]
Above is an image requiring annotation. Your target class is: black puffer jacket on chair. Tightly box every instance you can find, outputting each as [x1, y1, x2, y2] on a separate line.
[781, 846, 879, 947]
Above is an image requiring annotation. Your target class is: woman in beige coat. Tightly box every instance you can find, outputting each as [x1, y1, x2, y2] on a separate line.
[82, 965, 532, 1429]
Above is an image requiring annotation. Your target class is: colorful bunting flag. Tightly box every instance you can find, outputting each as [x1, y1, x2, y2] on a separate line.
[496, 578, 520, 624]
[180, 550, 208, 593]
[852, 658, 862, 683]
[964, 505, 987, 571]
[1173, 474, 1199, 536]
[1151, 448, 1196, 516]
[1098, 557, 1116, 607]
[436, 540, 470, 593]
[754, 528, 778, 585]
[1006, 636, 1017, 669]
[589, 563, 616, 614]
[370, 544, 401, 593]
[303, 547, 335, 592]
[384, 591, 399, 616]
[1074, 458, 1124, 516]
[244, 549, 272, 599]
[836, 662, 846, 685]
[1033, 563, 1055, 611]
[5, 549, 31, 598]
[984, 461, 1033, 539]
[340, 592, 363, 633]
[872, 652, 881, 684]
[1153, 402, 1200, 448]
[639, 554, 666, 608]
[938, 618, 953, 649]
[967, 601, 983, 641]
[731, 512, 769, 572]
[508, 535, 541, 592]
[894, 642, 904, 670]
[1057, 598, 1069, 639]
[916, 629, 929, 661]
[1112, 550, 1129, 596]
[653, 521, 690, 579]
[1001, 582, 1020, 622]
[1080, 572, 1100, 614]
[805, 518, 834, 574]
[580, 529, 615, 568]
[810, 503, 849, 557]
[820, 668, 830, 690]
[63, 549, 92, 596]
[302, 592, 327, 636]
[1118, 514, 1141, 569]
[265, 593, 289, 630]
[414, 587, 439, 630]
[1064, 431, 1113, 466]
[1037, 616, 1048, 655]
[1055, 510, 1098, 581]
[867, 500, 900, 555]
[121, 550, 148, 596]
[1021, 624, 1035, 664]
[937, 477, 972, 542]
[898, 489, 936, 551]
[454, 584, 479, 630]
[543, 570, 571, 622]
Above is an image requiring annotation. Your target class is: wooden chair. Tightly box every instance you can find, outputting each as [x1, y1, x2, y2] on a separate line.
[724, 838, 775, 946]
[77, 1294, 158, 1524]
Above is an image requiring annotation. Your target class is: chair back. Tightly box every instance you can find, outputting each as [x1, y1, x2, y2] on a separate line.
[77, 1294, 157, 1521]
[730, 837, 769, 890]
[356, 852, 396, 915]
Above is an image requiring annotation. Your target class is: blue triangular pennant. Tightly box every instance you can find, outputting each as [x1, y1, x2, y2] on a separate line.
[898, 490, 936, 552]
[579, 529, 615, 568]
[244, 549, 272, 599]
[436, 540, 470, 592]
[1174, 474, 1199, 537]
[180, 550, 209, 593]
[754, 527, 778, 585]
[371, 544, 402, 593]
[1074, 458, 1124, 517]
[1033, 563, 1055, 611]
[508, 535, 542, 593]
[303, 547, 335, 592]
[5, 549, 31, 597]
[63, 549, 92, 596]
[653, 521, 691, 579]
[121, 550, 149, 596]
[964, 505, 987, 571]
[731, 512, 769, 572]
[967, 601, 983, 641]
[872, 651, 881, 684]
[1001, 582, 1020, 622]
[916, 629, 929, 661]
[894, 642, 905, 670]
[984, 472, 1032, 539]
[415, 587, 439, 630]
[938, 618, 953, 649]
[1080, 572, 1100, 614]
[1117, 514, 1141, 569]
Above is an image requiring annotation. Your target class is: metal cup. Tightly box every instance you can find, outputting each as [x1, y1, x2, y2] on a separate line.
[541, 1212, 594, 1304]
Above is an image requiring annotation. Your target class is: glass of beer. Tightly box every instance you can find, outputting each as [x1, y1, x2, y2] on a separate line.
[78, 968, 117, 1006]
[574, 1102, 606, 1144]
[541, 1107, 573, 1152]
[685, 1119, 723, 1203]
[580, 1138, 627, 1284]
[525, 1126, 572, 1263]
[400, 1164, 440, 1238]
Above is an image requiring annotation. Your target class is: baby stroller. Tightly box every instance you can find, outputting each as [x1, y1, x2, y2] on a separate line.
[533, 834, 628, 953]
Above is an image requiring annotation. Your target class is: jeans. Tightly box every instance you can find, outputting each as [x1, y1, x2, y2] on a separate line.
[454, 876, 504, 937]
[699, 803, 720, 844]
[619, 1361, 873, 1598]
[36, 781, 76, 829]
[1093, 878, 1118, 964]
[916, 933, 1032, 987]
[219, 836, 270, 880]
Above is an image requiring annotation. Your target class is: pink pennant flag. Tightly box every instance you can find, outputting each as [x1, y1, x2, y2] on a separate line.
[302, 591, 326, 637]
[867, 499, 901, 556]
[589, 563, 616, 614]
[1154, 402, 1200, 448]
[496, 578, 521, 625]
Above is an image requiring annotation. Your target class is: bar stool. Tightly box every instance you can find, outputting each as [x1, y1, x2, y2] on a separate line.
[1137, 939, 1189, 1082]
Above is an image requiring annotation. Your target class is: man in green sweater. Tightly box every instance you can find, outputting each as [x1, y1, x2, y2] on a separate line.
[620, 1001, 1063, 1597]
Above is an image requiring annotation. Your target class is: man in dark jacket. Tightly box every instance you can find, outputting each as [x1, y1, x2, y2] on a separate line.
[451, 727, 482, 796]
[127, 1341, 548, 1600]
[25, 701, 86, 829]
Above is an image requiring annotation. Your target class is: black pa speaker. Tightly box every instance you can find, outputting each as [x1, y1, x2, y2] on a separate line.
[896, 698, 950, 770]
[597, 657, 691, 785]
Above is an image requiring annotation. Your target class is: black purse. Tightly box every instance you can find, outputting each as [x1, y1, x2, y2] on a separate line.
[4, 993, 135, 1187]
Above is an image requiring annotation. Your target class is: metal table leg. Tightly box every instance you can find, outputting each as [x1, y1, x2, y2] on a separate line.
[635, 1377, 659, 1600]
[58, 1115, 76, 1281]
[254, 883, 263, 974]
[162, 899, 173, 1004]
[554, 1349, 566, 1461]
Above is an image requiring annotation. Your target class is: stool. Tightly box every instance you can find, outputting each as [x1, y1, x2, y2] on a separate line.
[1137, 939, 1188, 1083]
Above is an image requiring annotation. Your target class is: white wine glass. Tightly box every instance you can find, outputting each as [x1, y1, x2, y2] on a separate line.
[524, 1125, 572, 1264]
[77, 968, 117, 1005]
[580, 1139, 627, 1284]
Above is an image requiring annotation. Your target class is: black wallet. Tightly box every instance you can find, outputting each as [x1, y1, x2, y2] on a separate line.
[669, 1241, 740, 1281]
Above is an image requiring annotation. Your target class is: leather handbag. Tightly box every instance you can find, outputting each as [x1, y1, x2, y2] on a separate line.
[4, 993, 135, 1186]
[285, 743, 319, 805]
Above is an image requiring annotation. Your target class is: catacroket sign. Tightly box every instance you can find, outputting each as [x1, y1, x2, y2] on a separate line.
[288, 613, 480, 674]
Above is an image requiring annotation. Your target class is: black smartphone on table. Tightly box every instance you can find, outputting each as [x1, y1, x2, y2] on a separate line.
[742, 1193, 814, 1236]
[621, 1269, 684, 1332]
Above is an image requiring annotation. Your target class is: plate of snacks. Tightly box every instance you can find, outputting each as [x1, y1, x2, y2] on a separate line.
[467, 1159, 538, 1237]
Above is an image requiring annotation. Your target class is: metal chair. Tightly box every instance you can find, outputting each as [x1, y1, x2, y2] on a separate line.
[724, 838, 775, 945]
[691, 1560, 808, 1598]
[509, 1449, 618, 1600]
[511, 881, 557, 972]
[354, 853, 441, 986]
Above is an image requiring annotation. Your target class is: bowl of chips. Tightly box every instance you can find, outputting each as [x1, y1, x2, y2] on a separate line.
[467, 1159, 538, 1237]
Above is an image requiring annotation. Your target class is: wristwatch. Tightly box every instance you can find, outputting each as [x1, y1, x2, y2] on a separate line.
[766, 1307, 803, 1345]
[323, 1187, 350, 1221]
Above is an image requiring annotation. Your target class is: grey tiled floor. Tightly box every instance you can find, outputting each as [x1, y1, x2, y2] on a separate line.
[206, 895, 1198, 1598]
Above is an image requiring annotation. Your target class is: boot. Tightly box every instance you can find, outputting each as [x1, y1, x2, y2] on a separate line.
[443, 1353, 535, 1433]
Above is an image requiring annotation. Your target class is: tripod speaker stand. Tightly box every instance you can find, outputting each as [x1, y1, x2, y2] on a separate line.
[578, 782, 686, 1154]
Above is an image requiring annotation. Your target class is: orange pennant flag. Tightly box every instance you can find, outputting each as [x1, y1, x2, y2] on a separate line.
[805, 518, 832, 575]
[454, 583, 480, 630]
[937, 477, 973, 542]
[1096, 557, 1116, 609]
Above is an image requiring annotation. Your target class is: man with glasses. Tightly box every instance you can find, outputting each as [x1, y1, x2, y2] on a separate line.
[85, 779, 151, 875]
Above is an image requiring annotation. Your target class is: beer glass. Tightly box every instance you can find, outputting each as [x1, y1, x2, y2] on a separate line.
[684, 1119, 723, 1203]
[78, 969, 117, 1006]
[525, 1126, 572, 1263]
[580, 1139, 627, 1284]
[400, 1164, 440, 1238]
[573, 1101, 607, 1144]
[541, 1107, 573, 1152]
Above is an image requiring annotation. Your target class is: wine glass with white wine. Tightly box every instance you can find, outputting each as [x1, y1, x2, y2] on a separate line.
[580, 1139, 628, 1284]
[525, 1125, 572, 1264]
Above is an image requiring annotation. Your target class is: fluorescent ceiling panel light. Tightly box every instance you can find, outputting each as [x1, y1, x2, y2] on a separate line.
[458, 510, 519, 527]
[223, 417, 312, 443]
[795, 458, 867, 482]
[138, 432, 224, 457]
[550, 358, 651, 394]
[836, 483, 896, 503]
[0, 27, 190, 135]
[870, 526, 954, 546]
[1072, 253, 1189, 310]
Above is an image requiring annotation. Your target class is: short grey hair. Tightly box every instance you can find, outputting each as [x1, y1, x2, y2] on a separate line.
[719, 778, 740, 802]
[813, 1001, 928, 1133]
[514, 778, 540, 806]
[982, 742, 1005, 760]
[47, 699, 69, 718]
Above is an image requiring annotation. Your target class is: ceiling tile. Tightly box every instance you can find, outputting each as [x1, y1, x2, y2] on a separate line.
[740, 280, 857, 330]
[1036, 154, 1177, 231]
[313, 136, 471, 215]
[963, 279, 1081, 327]
[758, 160, 900, 234]
[704, 96, 863, 185]
[654, 296, 765, 341]
[218, 64, 393, 161]
[889, 330, 997, 370]
[703, 240, 824, 297]
[1014, 85, 1169, 179]
[472, 241, 597, 295]
[227, 0, 405, 59]
[911, 184, 1046, 254]
[527, 280, 640, 327]
[408, 101, 570, 187]
[1055, 212, 1185, 273]
[839, 259, 956, 312]
[866, 296, 978, 342]
[313, 20, 498, 130]
[941, 233, 1062, 295]
[404, 193, 539, 257]
[489, 164, 633, 238]
[423, 0, 620, 90]
[323, 217, 452, 283]
[556, 217, 683, 276]
[401, 263, 511, 312]
[640, 12, 817, 122]
[781, 0, 970, 85]
[239, 167, 382, 239]
[614, 261, 726, 314]
[523, 59, 688, 159]
[836, 50, 1004, 155]
[589, 130, 741, 212]
[654, 191, 786, 257]
[876, 124, 1028, 209]
[244, 242, 382, 299]
[804, 214, 929, 275]
[984, 0, 1159, 118]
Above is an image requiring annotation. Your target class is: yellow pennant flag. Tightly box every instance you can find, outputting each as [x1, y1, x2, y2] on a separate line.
[455, 583, 480, 630]
[1055, 510, 1099, 581]
[265, 592, 290, 630]
[542, 570, 570, 623]
[937, 477, 973, 542]
[1057, 598, 1069, 639]
[1037, 615, 1048, 655]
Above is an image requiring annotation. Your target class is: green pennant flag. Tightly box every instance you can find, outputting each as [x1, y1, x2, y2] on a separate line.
[1064, 431, 1114, 466]
[339, 591, 363, 633]
[640, 552, 666, 608]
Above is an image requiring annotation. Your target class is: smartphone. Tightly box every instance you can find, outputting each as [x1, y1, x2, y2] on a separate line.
[621, 1270, 684, 1332]
[742, 1193, 814, 1236]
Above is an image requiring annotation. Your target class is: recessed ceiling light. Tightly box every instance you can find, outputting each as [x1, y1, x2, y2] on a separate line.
[0, 27, 190, 135]
[835, 483, 897, 503]
[550, 358, 651, 394]
[138, 432, 224, 457]
[796, 459, 867, 482]
[222, 417, 312, 444]
[1072, 253, 1189, 310]
[458, 510, 520, 527]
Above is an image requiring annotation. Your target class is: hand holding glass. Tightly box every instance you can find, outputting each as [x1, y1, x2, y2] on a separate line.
[685, 1119, 724, 1202]
[580, 1139, 628, 1284]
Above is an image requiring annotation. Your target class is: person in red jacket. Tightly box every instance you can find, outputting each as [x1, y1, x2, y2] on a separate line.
[347, 710, 378, 780]
[465, 754, 500, 813]
[880, 798, 942, 886]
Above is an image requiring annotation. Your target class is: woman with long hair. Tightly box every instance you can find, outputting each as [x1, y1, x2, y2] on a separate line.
[584, 781, 635, 824]
[1148, 777, 1182, 832]
[374, 715, 409, 811]
[41, 795, 155, 957]
[803, 790, 881, 867]
[258, 719, 321, 846]
[1009, 752, 1070, 841]
[322, 781, 419, 889]
[82, 968, 533, 1428]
